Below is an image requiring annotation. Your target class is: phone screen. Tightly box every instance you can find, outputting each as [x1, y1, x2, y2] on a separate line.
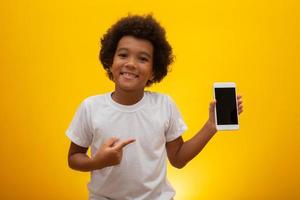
[215, 88, 238, 125]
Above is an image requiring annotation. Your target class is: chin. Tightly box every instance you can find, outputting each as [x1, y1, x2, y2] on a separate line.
[119, 84, 145, 92]
[118, 84, 136, 91]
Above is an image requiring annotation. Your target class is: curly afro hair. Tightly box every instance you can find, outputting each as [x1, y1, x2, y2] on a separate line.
[100, 14, 174, 86]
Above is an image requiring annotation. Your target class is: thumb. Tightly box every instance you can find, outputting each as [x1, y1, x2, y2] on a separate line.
[104, 137, 119, 147]
[114, 138, 136, 150]
[209, 100, 216, 115]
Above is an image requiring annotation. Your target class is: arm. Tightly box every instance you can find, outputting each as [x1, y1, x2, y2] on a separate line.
[166, 122, 216, 169]
[68, 137, 135, 172]
[68, 142, 95, 172]
[166, 95, 243, 169]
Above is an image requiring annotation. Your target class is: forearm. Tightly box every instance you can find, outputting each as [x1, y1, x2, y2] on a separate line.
[176, 122, 217, 167]
[68, 153, 99, 172]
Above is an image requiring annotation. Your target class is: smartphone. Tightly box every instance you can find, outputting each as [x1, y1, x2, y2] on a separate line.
[213, 82, 239, 130]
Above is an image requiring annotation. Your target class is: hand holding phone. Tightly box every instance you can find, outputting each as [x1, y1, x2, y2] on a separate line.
[213, 82, 239, 131]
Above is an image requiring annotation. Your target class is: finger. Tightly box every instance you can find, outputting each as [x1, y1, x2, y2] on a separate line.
[114, 139, 136, 150]
[238, 107, 243, 114]
[237, 95, 242, 99]
[209, 100, 216, 118]
[209, 100, 216, 111]
[105, 137, 119, 147]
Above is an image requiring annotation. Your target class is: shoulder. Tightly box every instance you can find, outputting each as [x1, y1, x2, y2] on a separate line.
[144, 91, 173, 104]
[80, 92, 110, 110]
[83, 93, 107, 103]
[144, 91, 176, 112]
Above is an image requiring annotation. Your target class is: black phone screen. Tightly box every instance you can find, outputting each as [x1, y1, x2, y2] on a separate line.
[215, 88, 238, 125]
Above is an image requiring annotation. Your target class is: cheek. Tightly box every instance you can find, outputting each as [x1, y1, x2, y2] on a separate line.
[109, 67, 119, 81]
[141, 66, 153, 78]
[110, 60, 122, 73]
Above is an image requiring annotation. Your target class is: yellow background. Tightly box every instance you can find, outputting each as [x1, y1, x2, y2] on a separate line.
[1, 0, 299, 199]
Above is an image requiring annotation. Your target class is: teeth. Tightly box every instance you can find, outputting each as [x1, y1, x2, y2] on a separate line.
[121, 72, 138, 78]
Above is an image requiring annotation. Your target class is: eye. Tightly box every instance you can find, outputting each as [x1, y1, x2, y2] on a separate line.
[139, 56, 149, 62]
[118, 53, 127, 58]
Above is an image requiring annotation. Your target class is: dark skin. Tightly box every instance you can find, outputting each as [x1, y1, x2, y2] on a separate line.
[68, 36, 244, 171]
[68, 143, 89, 171]
[68, 137, 135, 171]
[166, 96, 243, 168]
[68, 97, 243, 171]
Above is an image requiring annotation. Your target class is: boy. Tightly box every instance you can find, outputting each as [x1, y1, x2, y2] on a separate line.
[66, 14, 243, 200]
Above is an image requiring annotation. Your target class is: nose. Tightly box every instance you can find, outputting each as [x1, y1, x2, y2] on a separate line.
[124, 57, 137, 69]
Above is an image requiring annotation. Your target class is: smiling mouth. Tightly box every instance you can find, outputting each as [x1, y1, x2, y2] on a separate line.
[120, 72, 139, 79]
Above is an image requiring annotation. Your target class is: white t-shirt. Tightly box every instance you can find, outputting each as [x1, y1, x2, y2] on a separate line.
[66, 91, 187, 200]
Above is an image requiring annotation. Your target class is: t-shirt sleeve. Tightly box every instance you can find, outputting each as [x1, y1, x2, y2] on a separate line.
[165, 95, 188, 142]
[65, 100, 93, 148]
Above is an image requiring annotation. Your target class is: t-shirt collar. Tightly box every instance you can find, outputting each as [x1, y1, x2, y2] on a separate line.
[106, 92, 147, 112]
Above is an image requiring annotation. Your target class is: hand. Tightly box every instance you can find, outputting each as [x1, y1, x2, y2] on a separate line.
[92, 137, 135, 169]
[206, 94, 243, 133]
[237, 95, 243, 114]
[206, 100, 217, 134]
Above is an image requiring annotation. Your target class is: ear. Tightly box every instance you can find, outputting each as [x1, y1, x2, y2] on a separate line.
[107, 66, 115, 81]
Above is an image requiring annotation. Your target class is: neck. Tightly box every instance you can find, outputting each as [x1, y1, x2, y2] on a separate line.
[112, 88, 144, 105]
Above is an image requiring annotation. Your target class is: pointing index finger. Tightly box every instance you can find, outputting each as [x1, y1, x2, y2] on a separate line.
[115, 139, 136, 150]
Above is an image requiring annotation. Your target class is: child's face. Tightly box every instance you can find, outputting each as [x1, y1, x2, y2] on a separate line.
[110, 35, 154, 93]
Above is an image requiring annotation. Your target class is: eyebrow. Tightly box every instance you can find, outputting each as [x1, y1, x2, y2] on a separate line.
[116, 48, 152, 59]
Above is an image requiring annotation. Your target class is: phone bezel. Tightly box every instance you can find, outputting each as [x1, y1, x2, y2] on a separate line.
[213, 82, 239, 131]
